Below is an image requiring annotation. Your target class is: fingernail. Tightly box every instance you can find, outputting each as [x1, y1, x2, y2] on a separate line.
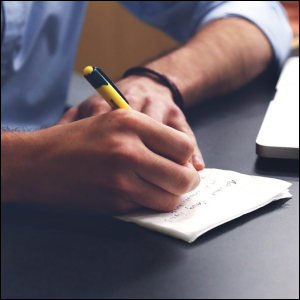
[192, 155, 205, 170]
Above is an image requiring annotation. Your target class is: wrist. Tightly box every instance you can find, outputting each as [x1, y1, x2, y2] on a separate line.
[1, 131, 39, 203]
[119, 74, 174, 104]
[122, 66, 185, 111]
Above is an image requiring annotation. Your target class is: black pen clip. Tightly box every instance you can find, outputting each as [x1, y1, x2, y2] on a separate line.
[94, 67, 130, 105]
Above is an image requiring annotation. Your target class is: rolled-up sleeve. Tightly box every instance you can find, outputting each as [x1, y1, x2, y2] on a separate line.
[1, 2, 4, 44]
[119, 1, 292, 70]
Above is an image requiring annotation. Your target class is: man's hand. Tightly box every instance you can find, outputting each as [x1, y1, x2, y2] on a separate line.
[58, 75, 205, 170]
[2, 110, 200, 215]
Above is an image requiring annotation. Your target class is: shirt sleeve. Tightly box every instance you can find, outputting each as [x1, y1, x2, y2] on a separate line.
[119, 1, 293, 70]
[1, 1, 32, 77]
[1, 2, 4, 44]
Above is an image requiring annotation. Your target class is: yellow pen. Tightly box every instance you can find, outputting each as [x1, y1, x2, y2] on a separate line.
[83, 66, 131, 110]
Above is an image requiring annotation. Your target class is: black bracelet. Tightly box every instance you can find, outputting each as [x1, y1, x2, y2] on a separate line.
[122, 66, 185, 111]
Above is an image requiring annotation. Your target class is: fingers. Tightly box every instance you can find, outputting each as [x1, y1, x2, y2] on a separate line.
[121, 94, 145, 113]
[167, 111, 205, 170]
[128, 93, 205, 170]
[132, 112, 195, 165]
[140, 96, 165, 123]
[56, 96, 111, 125]
[129, 173, 182, 212]
[135, 146, 200, 196]
[104, 162, 195, 214]
[77, 96, 111, 118]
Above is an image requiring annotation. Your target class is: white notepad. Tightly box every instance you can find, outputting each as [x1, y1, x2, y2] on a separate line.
[117, 169, 292, 243]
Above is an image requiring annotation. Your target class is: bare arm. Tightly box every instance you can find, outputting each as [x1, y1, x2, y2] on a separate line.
[146, 18, 273, 106]
[1, 131, 33, 203]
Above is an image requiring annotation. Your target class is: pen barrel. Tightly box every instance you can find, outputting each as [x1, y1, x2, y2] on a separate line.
[96, 85, 131, 110]
[84, 66, 131, 110]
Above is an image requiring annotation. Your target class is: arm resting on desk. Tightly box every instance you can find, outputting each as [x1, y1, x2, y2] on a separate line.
[145, 18, 274, 107]
[58, 18, 275, 170]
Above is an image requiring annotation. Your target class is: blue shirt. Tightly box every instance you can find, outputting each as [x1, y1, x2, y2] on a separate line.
[1, 1, 292, 127]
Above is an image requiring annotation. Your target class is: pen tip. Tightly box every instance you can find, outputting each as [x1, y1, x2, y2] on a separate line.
[83, 66, 94, 76]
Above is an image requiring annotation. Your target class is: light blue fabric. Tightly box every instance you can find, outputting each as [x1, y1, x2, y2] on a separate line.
[120, 1, 292, 69]
[1, 1, 87, 128]
[1, 1, 292, 128]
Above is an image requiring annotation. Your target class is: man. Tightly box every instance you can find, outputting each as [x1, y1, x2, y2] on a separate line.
[1, 2, 292, 214]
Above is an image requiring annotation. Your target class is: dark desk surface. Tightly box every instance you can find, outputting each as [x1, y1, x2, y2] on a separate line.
[2, 50, 299, 299]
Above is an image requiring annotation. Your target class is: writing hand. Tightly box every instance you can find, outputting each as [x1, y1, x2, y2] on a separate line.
[10, 110, 199, 214]
[58, 76, 204, 170]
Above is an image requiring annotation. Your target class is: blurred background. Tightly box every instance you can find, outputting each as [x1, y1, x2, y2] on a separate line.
[74, 1, 178, 81]
[74, 1, 299, 82]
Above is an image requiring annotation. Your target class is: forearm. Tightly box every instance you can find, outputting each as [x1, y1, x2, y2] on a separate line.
[2, 112, 200, 214]
[1, 131, 37, 203]
[146, 18, 273, 107]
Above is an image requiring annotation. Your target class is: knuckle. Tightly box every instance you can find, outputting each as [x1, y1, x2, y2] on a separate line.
[180, 133, 194, 158]
[109, 174, 132, 199]
[111, 173, 127, 191]
[169, 106, 183, 119]
[112, 109, 139, 130]
[145, 96, 155, 106]
[124, 94, 139, 104]
[112, 142, 141, 165]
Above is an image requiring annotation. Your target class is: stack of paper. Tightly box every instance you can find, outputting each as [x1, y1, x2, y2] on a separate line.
[117, 169, 292, 243]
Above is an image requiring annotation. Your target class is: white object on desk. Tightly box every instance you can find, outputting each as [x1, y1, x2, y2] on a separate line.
[256, 57, 299, 159]
[118, 168, 292, 243]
